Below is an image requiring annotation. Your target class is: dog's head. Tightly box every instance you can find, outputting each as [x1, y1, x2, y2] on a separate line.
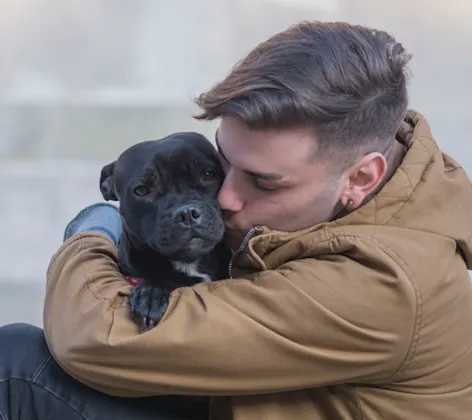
[100, 132, 226, 262]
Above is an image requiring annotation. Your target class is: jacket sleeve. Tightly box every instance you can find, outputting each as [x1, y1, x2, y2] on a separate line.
[43, 232, 416, 397]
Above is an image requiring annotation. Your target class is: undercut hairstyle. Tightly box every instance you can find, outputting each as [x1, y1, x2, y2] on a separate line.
[194, 21, 412, 171]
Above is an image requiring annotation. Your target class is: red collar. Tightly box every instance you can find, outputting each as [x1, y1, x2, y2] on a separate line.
[125, 276, 145, 287]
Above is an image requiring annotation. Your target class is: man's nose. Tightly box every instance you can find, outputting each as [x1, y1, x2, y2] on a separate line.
[217, 171, 244, 213]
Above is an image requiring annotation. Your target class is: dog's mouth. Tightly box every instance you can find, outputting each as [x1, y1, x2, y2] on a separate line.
[159, 224, 225, 261]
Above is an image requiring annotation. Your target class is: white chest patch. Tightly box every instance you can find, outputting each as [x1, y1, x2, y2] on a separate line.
[171, 260, 212, 283]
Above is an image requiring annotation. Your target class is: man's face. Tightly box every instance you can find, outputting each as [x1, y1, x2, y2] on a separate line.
[216, 117, 345, 248]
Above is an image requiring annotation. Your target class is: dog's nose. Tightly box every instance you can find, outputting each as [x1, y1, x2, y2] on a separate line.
[172, 205, 202, 227]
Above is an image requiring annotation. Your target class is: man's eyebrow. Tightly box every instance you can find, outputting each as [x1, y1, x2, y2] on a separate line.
[215, 131, 284, 181]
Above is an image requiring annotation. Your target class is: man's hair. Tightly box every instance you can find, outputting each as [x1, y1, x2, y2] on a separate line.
[194, 21, 412, 170]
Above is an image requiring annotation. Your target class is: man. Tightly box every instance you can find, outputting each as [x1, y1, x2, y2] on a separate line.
[1, 20, 471, 420]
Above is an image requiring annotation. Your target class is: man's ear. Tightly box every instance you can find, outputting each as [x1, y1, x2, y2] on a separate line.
[341, 152, 387, 209]
[99, 161, 118, 201]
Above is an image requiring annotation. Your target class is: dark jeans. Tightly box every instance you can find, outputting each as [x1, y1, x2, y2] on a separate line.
[0, 323, 209, 420]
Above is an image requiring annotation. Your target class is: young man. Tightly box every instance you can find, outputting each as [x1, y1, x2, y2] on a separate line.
[1, 21, 472, 420]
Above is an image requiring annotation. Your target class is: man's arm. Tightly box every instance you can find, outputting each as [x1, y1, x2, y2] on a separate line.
[44, 231, 416, 397]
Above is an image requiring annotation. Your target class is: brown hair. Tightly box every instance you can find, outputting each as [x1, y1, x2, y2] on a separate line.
[194, 21, 412, 170]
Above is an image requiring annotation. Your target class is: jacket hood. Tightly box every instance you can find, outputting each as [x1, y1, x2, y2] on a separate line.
[339, 110, 472, 268]
[245, 110, 472, 270]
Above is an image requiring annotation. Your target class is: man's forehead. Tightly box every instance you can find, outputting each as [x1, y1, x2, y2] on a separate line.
[215, 121, 317, 177]
[215, 135, 285, 180]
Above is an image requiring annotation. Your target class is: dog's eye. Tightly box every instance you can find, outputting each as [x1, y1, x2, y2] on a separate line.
[202, 169, 216, 180]
[134, 185, 151, 196]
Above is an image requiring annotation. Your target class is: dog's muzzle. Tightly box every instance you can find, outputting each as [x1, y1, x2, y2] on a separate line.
[152, 200, 225, 261]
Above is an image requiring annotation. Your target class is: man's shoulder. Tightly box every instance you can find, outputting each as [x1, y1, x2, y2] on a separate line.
[260, 223, 422, 270]
[263, 222, 464, 297]
[312, 223, 462, 285]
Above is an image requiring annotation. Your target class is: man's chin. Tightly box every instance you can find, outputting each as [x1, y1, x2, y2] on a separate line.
[226, 228, 246, 250]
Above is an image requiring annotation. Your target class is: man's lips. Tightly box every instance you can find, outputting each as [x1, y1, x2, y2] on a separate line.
[225, 223, 247, 241]
[224, 218, 233, 228]
[224, 222, 240, 232]
[224, 218, 249, 237]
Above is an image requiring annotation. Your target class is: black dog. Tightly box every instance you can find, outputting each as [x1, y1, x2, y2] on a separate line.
[99, 132, 230, 331]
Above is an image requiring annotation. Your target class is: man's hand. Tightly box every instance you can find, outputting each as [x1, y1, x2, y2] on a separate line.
[63, 202, 122, 246]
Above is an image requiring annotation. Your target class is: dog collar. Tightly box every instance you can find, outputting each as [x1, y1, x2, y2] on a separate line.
[125, 276, 145, 286]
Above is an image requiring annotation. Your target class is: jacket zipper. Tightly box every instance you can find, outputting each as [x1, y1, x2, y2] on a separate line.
[228, 226, 262, 279]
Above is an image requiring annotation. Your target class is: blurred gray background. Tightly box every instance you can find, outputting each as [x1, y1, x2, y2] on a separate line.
[1, 0, 471, 327]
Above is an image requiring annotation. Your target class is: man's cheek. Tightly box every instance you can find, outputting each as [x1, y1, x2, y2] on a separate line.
[218, 158, 230, 175]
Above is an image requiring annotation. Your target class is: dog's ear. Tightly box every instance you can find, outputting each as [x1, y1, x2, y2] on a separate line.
[99, 161, 118, 201]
